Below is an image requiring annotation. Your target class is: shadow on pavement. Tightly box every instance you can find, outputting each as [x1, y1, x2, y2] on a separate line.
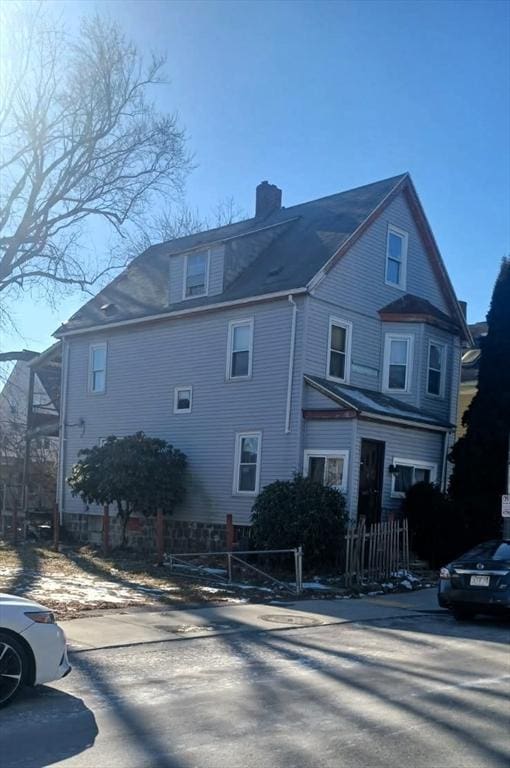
[0, 687, 98, 767]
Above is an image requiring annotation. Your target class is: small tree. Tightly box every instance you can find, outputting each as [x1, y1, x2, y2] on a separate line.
[402, 482, 465, 568]
[67, 432, 186, 546]
[251, 474, 348, 569]
[449, 257, 510, 545]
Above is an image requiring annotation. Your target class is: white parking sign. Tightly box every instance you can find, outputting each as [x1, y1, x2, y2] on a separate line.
[502, 495, 510, 518]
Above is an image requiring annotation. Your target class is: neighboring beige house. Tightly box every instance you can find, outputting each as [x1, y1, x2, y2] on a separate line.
[457, 322, 487, 437]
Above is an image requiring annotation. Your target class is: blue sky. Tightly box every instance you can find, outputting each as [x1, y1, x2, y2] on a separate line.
[2, 0, 509, 353]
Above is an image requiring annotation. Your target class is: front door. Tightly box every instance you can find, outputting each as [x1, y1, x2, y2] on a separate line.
[357, 439, 385, 525]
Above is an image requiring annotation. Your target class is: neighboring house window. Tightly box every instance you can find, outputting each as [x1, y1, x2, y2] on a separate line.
[327, 317, 352, 383]
[391, 458, 437, 497]
[88, 343, 107, 393]
[304, 450, 349, 492]
[227, 319, 253, 379]
[427, 341, 445, 396]
[385, 225, 408, 289]
[184, 251, 209, 298]
[383, 334, 413, 392]
[234, 432, 261, 494]
[174, 386, 192, 413]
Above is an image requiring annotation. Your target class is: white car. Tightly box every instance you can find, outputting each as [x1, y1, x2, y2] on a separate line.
[0, 593, 71, 707]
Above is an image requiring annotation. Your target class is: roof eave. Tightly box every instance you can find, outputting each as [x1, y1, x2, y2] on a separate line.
[55, 287, 308, 338]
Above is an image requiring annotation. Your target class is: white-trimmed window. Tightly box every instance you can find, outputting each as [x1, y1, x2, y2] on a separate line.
[427, 341, 446, 397]
[234, 432, 261, 495]
[383, 334, 413, 392]
[385, 225, 408, 289]
[391, 458, 437, 497]
[174, 386, 192, 413]
[304, 450, 349, 492]
[227, 319, 253, 379]
[327, 317, 352, 383]
[88, 343, 107, 393]
[183, 251, 209, 298]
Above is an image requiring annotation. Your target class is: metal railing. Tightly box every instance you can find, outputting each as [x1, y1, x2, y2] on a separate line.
[166, 547, 304, 595]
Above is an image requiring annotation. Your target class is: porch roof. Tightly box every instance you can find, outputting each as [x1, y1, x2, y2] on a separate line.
[304, 375, 453, 430]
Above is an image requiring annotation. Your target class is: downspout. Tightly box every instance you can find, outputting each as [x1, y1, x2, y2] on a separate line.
[285, 295, 298, 433]
[57, 340, 70, 524]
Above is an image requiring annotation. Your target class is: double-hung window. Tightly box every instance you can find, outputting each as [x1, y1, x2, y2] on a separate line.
[234, 432, 261, 495]
[174, 386, 192, 413]
[88, 343, 107, 393]
[327, 317, 352, 382]
[227, 319, 253, 379]
[385, 226, 408, 289]
[391, 458, 437, 497]
[383, 334, 413, 392]
[184, 251, 208, 298]
[427, 341, 445, 396]
[304, 450, 349, 492]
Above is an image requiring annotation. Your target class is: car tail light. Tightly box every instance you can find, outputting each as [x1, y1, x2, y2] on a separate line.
[25, 611, 55, 624]
[439, 567, 451, 579]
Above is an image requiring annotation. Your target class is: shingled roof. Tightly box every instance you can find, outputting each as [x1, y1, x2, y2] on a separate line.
[55, 173, 469, 340]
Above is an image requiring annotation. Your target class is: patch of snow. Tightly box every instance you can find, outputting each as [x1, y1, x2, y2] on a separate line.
[302, 582, 331, 591]
[400, 579, 413, 590]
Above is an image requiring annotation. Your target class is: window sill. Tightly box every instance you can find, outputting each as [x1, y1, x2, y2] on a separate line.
[326, 373, 349, 385]
[384, 279, 406, 291]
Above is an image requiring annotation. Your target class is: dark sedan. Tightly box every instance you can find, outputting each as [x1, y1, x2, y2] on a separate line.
[438, 540, 510, 620]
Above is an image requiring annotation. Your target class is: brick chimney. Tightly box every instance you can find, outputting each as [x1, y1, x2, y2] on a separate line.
[255, 181, 282, 218]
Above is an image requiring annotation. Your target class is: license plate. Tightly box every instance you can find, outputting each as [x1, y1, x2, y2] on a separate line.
[470, 574, 490, 587]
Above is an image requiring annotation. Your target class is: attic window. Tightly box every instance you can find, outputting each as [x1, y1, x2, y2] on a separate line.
[184, 251, 209, 299]
[385, 225, 408, 289]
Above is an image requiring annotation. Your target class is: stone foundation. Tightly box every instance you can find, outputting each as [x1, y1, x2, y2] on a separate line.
[62, 512, 250, 553]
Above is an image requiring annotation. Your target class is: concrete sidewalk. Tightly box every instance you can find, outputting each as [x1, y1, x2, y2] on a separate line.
[62, 586, 441, 652]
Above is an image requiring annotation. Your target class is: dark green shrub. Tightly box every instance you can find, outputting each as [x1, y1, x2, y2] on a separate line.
[402, 482, 466, 568]
[251, 474, 348, 569]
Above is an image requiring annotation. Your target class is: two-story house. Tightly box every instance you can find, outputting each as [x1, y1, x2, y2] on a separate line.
[54, 173, 470, 548]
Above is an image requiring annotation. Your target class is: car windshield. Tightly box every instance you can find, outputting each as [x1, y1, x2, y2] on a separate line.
[458, 541, 510, 562]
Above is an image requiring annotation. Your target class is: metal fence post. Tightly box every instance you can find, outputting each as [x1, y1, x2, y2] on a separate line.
[102, 504, 110, 555]
[227, 552, 232, 583]
[156, 508, 165, 566]
[53, 502, 60, 552]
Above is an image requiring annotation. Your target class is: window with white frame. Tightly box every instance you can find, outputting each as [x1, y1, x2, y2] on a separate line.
[327, 317, 352, 382]
[304, 450, 349, 491]
[174, 386, 192, 413]
[383, 334, 413, 392]
[385, 225, 408, 289]
[391, 458, 437, 497]
[234, 432, 261, 494]
[427, 341, 445, 396]
[88, 343, 107, 393]
[184, 251, 208, 298]
[227, 319, 253, 379]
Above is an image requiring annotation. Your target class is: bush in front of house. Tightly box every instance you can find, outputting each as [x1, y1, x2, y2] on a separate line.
[402, 481, 466, 568]
[67, 432, 187, 546]
[250, 474, 348, 569]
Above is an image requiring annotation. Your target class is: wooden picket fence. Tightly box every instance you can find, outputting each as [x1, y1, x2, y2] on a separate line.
[344, 518, 409, 585]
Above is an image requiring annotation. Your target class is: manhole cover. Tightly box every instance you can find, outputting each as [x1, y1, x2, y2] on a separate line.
[259, 614, 324, 626]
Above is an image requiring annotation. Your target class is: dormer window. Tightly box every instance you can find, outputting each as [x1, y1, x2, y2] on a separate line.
[184, 251, 209, 299]
[385, 225, 408, 289]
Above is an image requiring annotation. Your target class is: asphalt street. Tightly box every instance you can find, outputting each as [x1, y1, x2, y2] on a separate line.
[1, 607, 509, 768]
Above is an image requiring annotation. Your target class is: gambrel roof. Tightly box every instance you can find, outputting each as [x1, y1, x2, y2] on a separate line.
[56, 173, 470, 341]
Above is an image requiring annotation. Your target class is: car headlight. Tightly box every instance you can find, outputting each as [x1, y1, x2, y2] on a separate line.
[439, 567, 451, 579]
[24, 611, 55, 624]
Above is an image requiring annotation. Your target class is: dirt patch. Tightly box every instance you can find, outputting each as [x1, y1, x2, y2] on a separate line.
[0, 542, 273, 619]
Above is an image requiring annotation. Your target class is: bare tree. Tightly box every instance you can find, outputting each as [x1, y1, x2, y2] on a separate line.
[0, 9, 190, 309]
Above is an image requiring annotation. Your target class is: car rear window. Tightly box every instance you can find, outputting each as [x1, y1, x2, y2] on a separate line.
[459, 541, 510, 561]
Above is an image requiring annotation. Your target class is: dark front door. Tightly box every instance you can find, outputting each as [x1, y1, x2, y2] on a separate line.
[357, 439, 385, 525]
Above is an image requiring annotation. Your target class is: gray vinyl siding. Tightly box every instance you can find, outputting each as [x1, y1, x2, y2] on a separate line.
[62, 296, 305, 527]
[302, 419, 356, 513]
[313, 191, 450, 315]
[353, 420, 445, 518]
